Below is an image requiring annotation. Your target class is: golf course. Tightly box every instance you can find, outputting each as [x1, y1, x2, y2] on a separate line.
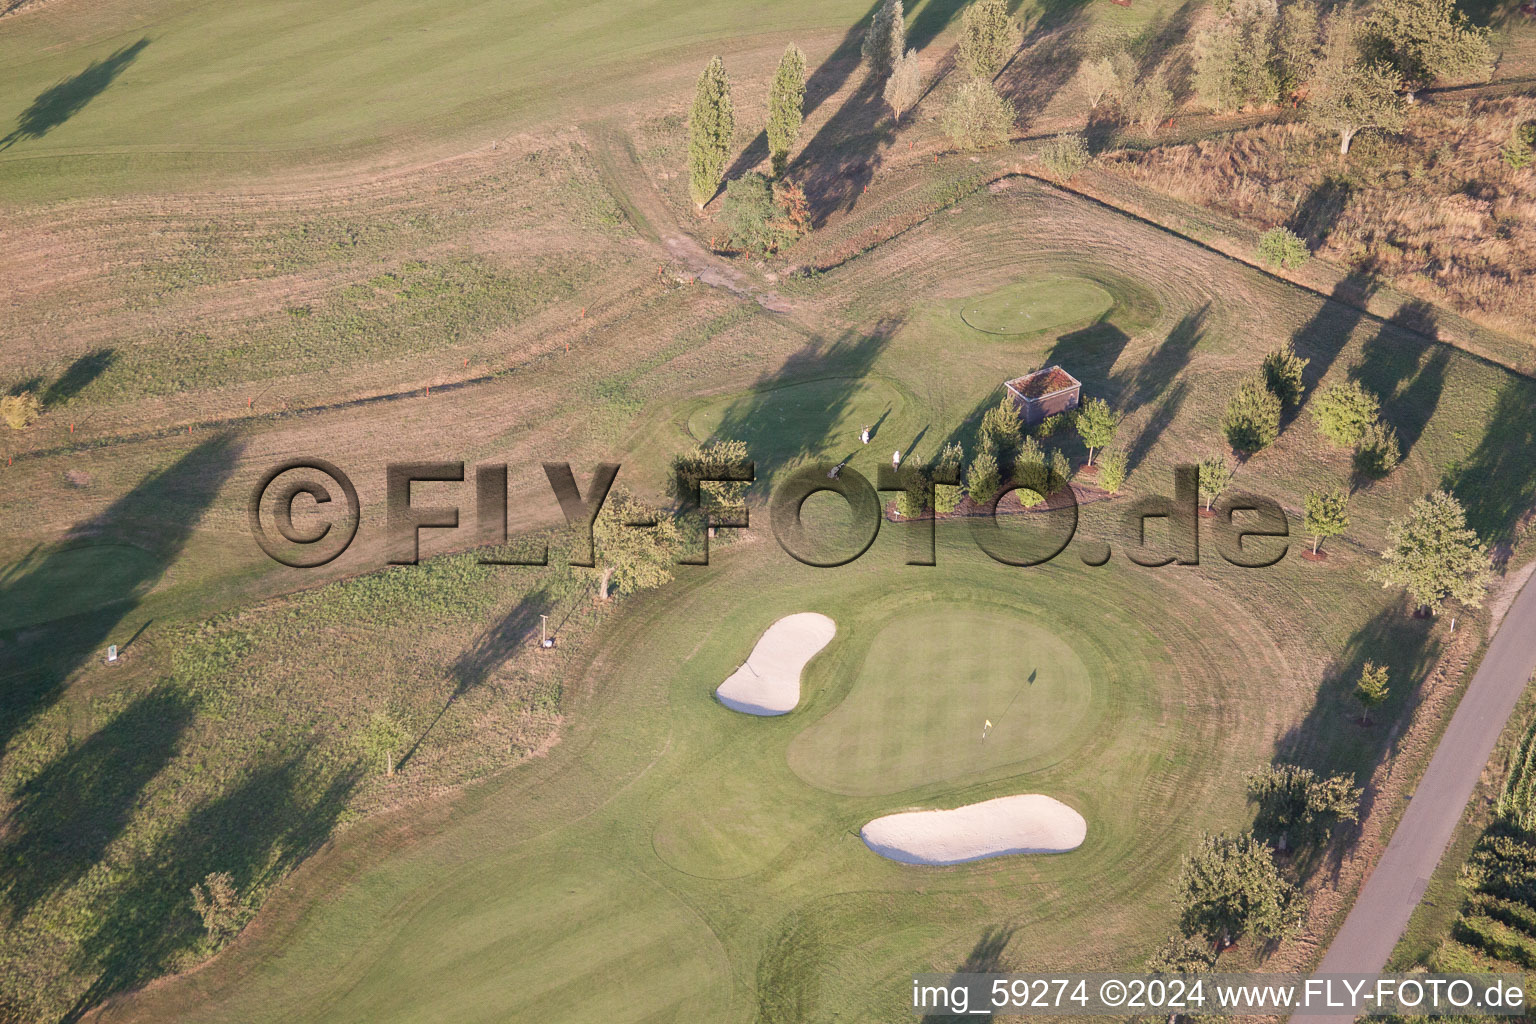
[3, 0, 1536, 1019]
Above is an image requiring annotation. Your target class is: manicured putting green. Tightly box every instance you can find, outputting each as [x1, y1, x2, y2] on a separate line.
[960, 275, 1114, 336]
[787, 604, 1096, 797]
[0, 543, 159, 630]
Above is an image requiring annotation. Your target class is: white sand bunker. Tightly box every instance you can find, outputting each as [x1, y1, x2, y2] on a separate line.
[715, 612, 836, 716]
[861, 794, 1087, 865]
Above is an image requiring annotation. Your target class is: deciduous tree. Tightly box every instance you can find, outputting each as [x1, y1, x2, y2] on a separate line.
[1246, 764, 1361, 851]
[1176, 832, 1302, 950]
[885, 48, 923, 122]
[1303, 487, 1348, 554]
[1074, 396, 1118, 466]
[1365, 0, 1493, 100]
[767, 43, 807, 177]
[1076, 55, 1119, 109]
[1355, 661, 1390, 724]
[957, 0, 1022, 80]
[688, 57, 734, 208]
[592, 492, 681, 600]
[1096, 447, 1128, 494]
[941, 77, 1017, 150]
[1306, 14, 1407, 155]
[1374, 490, 1490, 615]
[1198, 456, 1235, 511]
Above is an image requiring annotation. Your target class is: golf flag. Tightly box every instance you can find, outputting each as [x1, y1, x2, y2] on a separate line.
[981, 719, 993, 739]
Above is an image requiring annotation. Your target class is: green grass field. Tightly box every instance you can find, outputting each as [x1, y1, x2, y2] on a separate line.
[959, 275, 1115, 337]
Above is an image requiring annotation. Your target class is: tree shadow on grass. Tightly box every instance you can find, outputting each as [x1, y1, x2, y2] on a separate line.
[1108, 304, 1206, 420]
[703, 318, 899, 479]
[995, 0, 1096, 133]
[1353, 303, 1448, 468]
[43, 348, 117, 409]
[0, 434, 240, 761]
[1271, 603, 1441, 885]
[1446, 376, 1536, 551]
[1285, 177, 1353, 251]
[66, 754, 358, 1020]
[1, 689, 195, 922]
[921, 925, 1016, 1023]
[1045, 321, 1132, 395]
[1, 38, 149, 150]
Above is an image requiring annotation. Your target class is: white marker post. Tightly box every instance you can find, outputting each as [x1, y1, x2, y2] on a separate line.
[540, 614, 554, 649]
[105, 644, 118, 664]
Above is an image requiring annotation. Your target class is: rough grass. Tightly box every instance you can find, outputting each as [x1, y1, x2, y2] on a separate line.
[1104, 96, 1536, 341]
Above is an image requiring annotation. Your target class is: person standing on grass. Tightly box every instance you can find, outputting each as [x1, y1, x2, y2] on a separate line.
[861, 426, 870, 444]
[893, 450, 901, 469]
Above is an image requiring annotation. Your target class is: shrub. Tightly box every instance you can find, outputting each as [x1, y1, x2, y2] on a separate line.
[1261, 343, 1309, 407]
[1096, 447, 1127, 493]
[721, 173, 810, 255]
[1039, 132, 1090, 180]
[1, 392, 41, 430]
[1037, 412, 1066, 438]
[1501, 120, 1535, 171]
[1013, 435, 1049, 493]
[1128, 68, 1174, 135]
[966, 446, 1001, 505]
[1222, 375, 1282, 453]
[1353, 419, 1402, 477]
[1017, 487, 1046, 508]
[191, 871, 245, 945]
[1257, 226, 1309, 270]
[1311, 379, 1380, 447]
[934, 482, 962, 515]
[941, 77, 1017, 151]
[896, 469, 929, 519]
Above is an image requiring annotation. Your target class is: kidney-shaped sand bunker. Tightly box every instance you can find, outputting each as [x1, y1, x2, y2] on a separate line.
[861, 794, 1087, 864]
[716, 612, 837, 716]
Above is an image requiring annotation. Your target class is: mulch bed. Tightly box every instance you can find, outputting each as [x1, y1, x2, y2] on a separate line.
[1300, 548, 1329, 562]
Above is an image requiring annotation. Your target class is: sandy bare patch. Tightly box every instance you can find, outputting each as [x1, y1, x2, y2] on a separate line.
[861, 794, 1087, 864]
[715, 612, 836, 716]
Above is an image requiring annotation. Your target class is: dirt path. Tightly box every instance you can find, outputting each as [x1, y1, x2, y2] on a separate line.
[1303, 572, 1536, 1022]
[584, 121, 794, 314]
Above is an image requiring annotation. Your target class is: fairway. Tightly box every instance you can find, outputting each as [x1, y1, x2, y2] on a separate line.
[0, 543, 158, 631]
[787, 603, 1099, 796]
[959, 275, 1115, 337]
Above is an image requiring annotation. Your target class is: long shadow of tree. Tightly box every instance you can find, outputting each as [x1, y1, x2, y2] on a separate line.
[1271, 603, 1441, 884]
[1, 39, 149, 149]
[0, 434, 240, 760]
[1447, 376, 1536, 551]
[1044, 322, 1132, 395]
[1285, 178, 1353, 251]
[66, 754, 358, 1020]
[43, 348, 118, 409]
[995, 0, 1096, 131]
[921, 925, 1016, 1023]
[1353, 301, 1448, 467]
[1288, 272, 1376, 403]
[2, 689, 195, 921]
[704, 318, 899, 480]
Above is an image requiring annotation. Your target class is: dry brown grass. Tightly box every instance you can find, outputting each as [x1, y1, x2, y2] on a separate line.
[1104, 96, 1536, 339]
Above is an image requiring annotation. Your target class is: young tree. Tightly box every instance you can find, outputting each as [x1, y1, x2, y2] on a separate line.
[1306, 14, 1407, 155]
[1, 391, 41, 430]
[1096, 446, 1128, 494]
[1076, 55, 1120, 109]
[1047, 449, 1072, 493]
[863, 0, 906, 76]
[362, 711, 409, 776]
[191, 871, 244, 945]
[1194, 0, 1281, 112]
[1257, 226, 1309, 270]
[767, 43, 807, 177]
[592, 492, 681, 600]
[1310, 379, 1380, 448]
[1038, 132, 1090, 180]
[1277, 0, 1322, 96]
[934, 441, 965, 514]
[1198, 456, 1235, 511]
[1355, 661, 1390, 724]
[1128, 67, 1175, 135]
[1261, 343, 1310, 407]
[688, 56, 735, 208]
[967, 446, 1001, 506]
[957, 0, 1022, 80]
[1074, 397, 1118, 466]
[941, 77, 1017, 151]
[980, 394, 1024, 456]
[885, 48, 923, 122]
[1176, 832, 1302, 950]
[1364, 0, 1493, 100]
[1013, 435, 1050, 494]
[1222, 375, 1282, 453]
[1374, 490, 1491, 615]
[1246, 764, 1362, 852]
[1353, 419, 1402, 478]
[1303, 487, 1349, 554]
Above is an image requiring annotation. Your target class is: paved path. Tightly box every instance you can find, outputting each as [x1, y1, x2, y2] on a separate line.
[1306, 573, 1536, 1023]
